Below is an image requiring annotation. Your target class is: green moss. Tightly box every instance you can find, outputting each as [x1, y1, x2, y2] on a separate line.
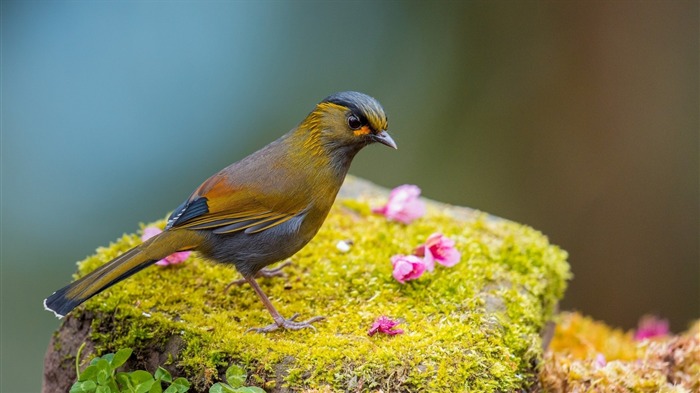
[71, 193, 570, 392]
[52, 331, 62, 352]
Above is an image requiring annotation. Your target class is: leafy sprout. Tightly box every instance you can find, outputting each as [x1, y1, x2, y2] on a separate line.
[209, 364, 264, 393]
[70, 347, 190, 393]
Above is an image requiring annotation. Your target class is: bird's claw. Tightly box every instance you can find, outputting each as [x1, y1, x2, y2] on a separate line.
[246, 314, 325, 333]
[224, 261, 292, 293]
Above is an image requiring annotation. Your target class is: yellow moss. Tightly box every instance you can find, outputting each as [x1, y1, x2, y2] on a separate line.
[541, 312, 700, 392]
[549, 312, 638, 361]
[70, 193, 570, 392]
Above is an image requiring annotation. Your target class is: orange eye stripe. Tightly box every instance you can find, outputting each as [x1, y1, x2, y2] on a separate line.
[353, 125, 371, 136]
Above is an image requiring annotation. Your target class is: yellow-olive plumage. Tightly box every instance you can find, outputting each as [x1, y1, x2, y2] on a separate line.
[44, 91, 396, 332]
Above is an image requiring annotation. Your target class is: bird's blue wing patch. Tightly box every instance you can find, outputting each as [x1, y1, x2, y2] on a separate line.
[166, 197, 209, 229]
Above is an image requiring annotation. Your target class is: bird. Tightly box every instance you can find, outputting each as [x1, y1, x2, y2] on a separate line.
[44, 91, 396, 332]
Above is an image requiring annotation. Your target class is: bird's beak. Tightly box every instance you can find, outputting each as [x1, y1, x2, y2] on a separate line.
[373, 131, 398, 149]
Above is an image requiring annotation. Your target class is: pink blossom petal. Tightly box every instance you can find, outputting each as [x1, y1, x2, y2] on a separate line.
[434, 247, 461, 267]
[414, 233, 461, 268]
[414, 244, 435, 271]
[594, 353, 607, 368]
[634, 315, 669, 340]
[164, 251, 191, 265]
[391, 254, 426, 283]
[373, 184, 426, 224]
[141, 226, 162, 242]
[141, 226, 191, 266]
[368, 316, 404, 336]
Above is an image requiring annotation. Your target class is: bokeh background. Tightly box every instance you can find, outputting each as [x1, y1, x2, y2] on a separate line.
[2, 1, 698, 391]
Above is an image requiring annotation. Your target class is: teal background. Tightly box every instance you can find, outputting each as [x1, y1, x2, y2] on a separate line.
[1, 1, 697, 391]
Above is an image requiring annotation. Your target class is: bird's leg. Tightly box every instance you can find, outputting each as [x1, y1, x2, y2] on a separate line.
[244, 276, 324, 333]
[224, 261, 292, 293]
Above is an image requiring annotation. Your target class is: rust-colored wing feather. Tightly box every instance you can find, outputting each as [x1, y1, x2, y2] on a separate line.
[166, 167, 307, 235]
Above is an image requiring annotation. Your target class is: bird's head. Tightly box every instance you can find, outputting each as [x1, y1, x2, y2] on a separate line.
[299, 91, 397, 156]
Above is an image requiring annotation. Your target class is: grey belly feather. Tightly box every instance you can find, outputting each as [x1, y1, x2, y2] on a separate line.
[197, 212, 313, 277]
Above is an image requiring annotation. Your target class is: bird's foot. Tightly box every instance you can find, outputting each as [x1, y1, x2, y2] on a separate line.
[224, 261, 292, 293]
[247, 313, 325, 333]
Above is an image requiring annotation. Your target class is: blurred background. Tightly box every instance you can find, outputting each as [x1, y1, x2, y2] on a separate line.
[1, 1, 697, 390]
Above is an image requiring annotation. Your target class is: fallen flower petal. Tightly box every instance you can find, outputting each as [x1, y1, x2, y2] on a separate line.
[594, 353, 607, 368]
[159, 250, 192, 266]
[141, 226, 162, 241]
[141, 226, 191, 266]
[368, 316, 404, 336]
[391, 254, 427, 283]
[634, 315, 669, 340]
[372, 184, 426, 224]
[415, 232, 461, 270]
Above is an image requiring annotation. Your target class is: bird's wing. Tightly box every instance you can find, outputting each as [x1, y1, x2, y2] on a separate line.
[166, 172, 306, 235]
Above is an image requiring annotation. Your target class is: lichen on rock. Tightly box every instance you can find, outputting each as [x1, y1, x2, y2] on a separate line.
[44, 176, 571, 392]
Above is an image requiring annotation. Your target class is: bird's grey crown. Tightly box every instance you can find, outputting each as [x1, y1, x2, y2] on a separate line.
[323, 91, 387, 131]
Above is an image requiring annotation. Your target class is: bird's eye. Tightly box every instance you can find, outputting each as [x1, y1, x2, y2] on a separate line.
[347, 114, 362, 130]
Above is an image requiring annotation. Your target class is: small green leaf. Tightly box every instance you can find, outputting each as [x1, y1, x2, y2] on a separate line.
[101, 353, 115, 364]
[150, 381, 164, 393]
[111, 348, 133, 369]
[166, 383, 188, 393]
[107, 380, 119, 393]
[95, 358, 112, 373]
[155, 367, 172, 383]
[173, 377, 190, 388]
[115, 372, 131, 388]
[129, 370, 154, 384]
[170, 377, 190, 393]
[96, 369, 111, 386]
[135, 380, 156, 393]
[78, 365, 98, 382]
[95, 386, 110, 393]
[81, 380, 97, 391]
[224, 365, 247, 388]
[233, 387, 265, 393]
[209, 383, 237, 393]
[70, 381, 91, 393]
[208, 384, 223, 393]
[69, 382, 85, 393]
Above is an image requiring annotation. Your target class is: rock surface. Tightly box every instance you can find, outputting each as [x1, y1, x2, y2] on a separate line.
[44, 176, 570, 392]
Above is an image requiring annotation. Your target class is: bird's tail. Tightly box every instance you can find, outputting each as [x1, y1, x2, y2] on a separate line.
[44, 229, 201, 318]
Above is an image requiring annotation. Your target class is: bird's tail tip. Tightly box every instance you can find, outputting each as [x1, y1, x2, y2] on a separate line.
[43, 288, 80, 319]
[43, 297, 65, 319]
[42, 230, 200, 319]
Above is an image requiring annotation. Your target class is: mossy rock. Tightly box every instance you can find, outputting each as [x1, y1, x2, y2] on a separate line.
[43, 176, 570, 392]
